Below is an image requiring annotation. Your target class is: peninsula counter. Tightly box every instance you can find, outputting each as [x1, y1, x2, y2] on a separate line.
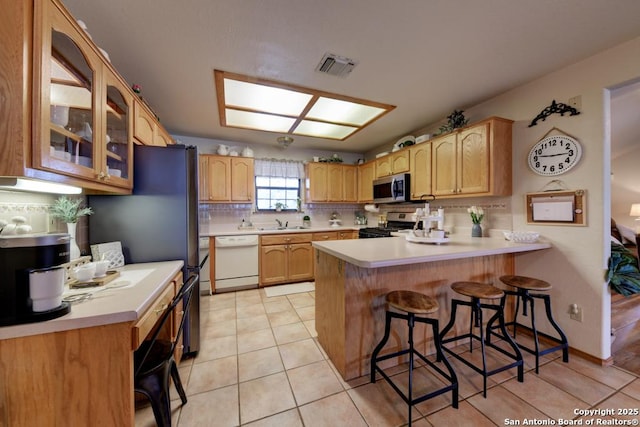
[311, 235, 551, 380]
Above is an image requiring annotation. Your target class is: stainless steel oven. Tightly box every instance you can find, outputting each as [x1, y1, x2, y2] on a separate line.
[373, 173, 410, 204]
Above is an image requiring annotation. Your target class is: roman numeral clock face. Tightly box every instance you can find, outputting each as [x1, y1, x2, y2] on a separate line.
[527, 135, 582, 176]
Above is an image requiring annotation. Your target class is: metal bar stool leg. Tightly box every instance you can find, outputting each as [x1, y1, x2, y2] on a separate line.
[540, 293, 570, 363]
[371, 309, 393, 383]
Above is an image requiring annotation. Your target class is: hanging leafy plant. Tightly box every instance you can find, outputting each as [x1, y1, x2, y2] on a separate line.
[606, 242, 640, 296]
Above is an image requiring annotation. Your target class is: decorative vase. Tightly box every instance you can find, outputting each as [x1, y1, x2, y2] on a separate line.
[66, 222, 81, 260]
[471, 223, 483, 238]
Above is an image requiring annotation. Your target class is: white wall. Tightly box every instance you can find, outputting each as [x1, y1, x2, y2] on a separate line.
[401, 36, 640, 360]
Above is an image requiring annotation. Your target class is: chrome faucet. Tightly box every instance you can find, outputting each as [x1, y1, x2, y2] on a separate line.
[275, 218, 282, 227]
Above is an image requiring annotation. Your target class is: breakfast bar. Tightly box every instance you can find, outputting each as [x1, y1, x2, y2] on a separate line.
[312, 235, 551, 380]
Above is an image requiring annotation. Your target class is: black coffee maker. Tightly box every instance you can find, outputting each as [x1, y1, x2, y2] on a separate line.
[0, 233, 71, 326]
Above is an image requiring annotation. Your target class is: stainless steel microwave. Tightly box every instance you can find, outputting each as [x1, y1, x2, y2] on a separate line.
[373, 173, 410, 203]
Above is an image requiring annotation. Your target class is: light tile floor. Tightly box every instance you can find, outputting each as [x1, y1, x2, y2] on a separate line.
[136, 288, 640, 426]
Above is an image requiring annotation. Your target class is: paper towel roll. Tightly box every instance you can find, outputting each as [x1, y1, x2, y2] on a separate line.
[437, 208, 444, 230]
[364, 204, 380, 213]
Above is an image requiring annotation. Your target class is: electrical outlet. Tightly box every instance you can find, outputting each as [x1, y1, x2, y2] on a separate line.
[569, 303, 583, 322]
[568, 95, 582, 110]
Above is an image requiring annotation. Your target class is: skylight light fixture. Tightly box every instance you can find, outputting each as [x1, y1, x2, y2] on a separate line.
[214, 70, 395, 141]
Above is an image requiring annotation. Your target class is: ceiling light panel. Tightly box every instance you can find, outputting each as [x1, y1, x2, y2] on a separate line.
[214, 70, 396, 140]
[224, 79, 312, 116]
[293, 120, 357, 140]
[306, 97, 386, 125]
[225, 109, 296, 133]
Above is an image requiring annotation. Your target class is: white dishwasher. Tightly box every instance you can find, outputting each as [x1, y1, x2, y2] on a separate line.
[214, 235, 259, 292]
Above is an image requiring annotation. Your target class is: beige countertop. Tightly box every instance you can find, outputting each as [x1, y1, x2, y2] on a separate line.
[312, 234, 551, 268]
[0, 260, 183, 341]
[201, 224, 364, 237]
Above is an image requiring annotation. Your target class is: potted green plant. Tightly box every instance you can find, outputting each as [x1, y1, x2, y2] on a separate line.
[273, 202, 285, 212]
[50, 196, 93, 259]
[437, 110, 469, 135]
[606, 242, 640, 296]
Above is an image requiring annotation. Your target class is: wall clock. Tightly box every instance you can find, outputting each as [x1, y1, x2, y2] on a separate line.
[527, 134, 582, 176]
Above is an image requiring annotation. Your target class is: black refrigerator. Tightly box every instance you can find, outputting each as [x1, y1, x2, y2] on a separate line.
[88, 144, 200, 356]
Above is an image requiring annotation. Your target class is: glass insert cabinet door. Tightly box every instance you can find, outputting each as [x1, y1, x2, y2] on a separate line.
[41, 21, 100, 178]
[104, 74, 131, 182]
[35, 0, 131, 187]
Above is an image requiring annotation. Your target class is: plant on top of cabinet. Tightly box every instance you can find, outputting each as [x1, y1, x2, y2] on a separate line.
[437, 110, 469, 135]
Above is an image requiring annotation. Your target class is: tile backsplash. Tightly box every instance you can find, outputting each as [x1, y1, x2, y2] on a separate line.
[199, 196, 513, 235]
[0, 191, 89, 254]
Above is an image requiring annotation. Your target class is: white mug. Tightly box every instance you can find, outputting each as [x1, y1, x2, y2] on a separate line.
[430, 229, 445, 239]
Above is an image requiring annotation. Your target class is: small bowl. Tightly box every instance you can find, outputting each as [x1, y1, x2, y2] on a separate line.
[73, 263, 96, 282]
[93, 260, 110, 277]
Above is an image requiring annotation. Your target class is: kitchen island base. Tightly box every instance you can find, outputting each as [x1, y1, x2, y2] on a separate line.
[315, 250, 516, 381]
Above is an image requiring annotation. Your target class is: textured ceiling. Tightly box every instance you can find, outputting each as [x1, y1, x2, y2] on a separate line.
[60, 0, 640, 153]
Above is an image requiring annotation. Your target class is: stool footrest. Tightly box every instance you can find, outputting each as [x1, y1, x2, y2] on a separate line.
[441, 334, 523, 379]
[489, 321, 569, 360]
[372, 348, 457, 406]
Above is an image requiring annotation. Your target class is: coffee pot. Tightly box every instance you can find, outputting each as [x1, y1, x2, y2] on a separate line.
[0, 233, 71, 326]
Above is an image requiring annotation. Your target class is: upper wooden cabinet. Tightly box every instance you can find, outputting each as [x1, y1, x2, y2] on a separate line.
[32, 0, 134, 190]
[0, 0, 172, 193]
[306, 162, 357, 203]
[375, 150, 410, 178]
[357, 160, 376, 202]
[342, 165, 358, 202]
[409, 143, 432, 200]
[431, 117, 512, 198]
[199, 155, 254, 203]
[133, 100, 173, 146]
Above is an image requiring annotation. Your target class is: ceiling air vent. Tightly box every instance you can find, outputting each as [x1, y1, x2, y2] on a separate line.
[315, 53, 358, 77]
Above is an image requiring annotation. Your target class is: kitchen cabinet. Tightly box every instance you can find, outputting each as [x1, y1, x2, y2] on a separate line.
[199, 155, 254, 202]
[409, 142, 432, 199]
[260, 233, 313, 286]
[312, 231, 339, 241]
[342, 165, 358, 202]
[133, 99, 174, 146]
[306, 162, 358, 202]
[375, 150, 410, 178]
[357, 160, 376, 202]
[0, 262, 182, 426]
[170, 271, 186, 362]
[431, 117, 512, 198]
[312, 230, 358, 241]
[32, 0, 134, 190]
[1, 0, 174, 193]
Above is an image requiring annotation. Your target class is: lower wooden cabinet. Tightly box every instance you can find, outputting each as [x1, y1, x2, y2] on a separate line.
[171, 272, 185, 362]
[260, 234, 313, 286]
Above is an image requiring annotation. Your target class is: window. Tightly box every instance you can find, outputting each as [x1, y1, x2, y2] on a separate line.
[255, 176, 300, 211]
[254, 159, 304, 211]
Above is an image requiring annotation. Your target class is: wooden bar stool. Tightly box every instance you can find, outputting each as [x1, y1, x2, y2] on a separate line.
[440, 281, 523, 397]
[487, 275, 569, 373]
[371, 290, 458, 425]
